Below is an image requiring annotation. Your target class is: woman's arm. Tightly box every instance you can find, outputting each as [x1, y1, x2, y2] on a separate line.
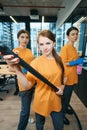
[56, 76, 67, 96]
[61, 76, 67, 91]
[15, 68, 32, 90]
[3, 54, 32, 90]
[66, 58, 84, 66]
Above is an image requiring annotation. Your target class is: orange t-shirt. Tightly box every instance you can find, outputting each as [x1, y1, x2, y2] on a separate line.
[60, 43, 79, 85]
[13, 47, 34, 91]
[26, 55, 63, 116]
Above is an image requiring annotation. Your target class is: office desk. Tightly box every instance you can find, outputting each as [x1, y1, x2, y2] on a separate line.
[0, 64, 15, 75]
[0, 64, 18, 98]
[0, 60, 7, 65]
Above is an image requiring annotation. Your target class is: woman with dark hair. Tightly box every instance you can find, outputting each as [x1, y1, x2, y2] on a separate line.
[13, 29, 35, 130]
[60, 26, 79, 125]
[3, 30, 67, 130]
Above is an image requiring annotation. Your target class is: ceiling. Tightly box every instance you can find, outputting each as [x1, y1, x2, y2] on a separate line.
[0, 0, 64, 16]
[0, 0, 87, 24]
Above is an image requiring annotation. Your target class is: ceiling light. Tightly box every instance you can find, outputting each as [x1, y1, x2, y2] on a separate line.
[42, 16, 44, 30]
[74, 16, 87, 25]
[9, 16, 17, 24]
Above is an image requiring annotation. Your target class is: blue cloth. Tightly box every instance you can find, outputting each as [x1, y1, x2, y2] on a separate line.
[69, 58, 84, 66]
[22, 68, 28, 74]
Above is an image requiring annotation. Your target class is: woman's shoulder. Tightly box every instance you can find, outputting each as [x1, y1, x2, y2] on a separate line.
[13, 47, 20, 53]
[31, 56, 42, 62]
[29, 56, 42, 69]
[26, 48, 31, 51]
[31, 56, 45, 64]
[62, 43, 71, 51]
[13, 47, 19, 51]
[63, 42, 70, 47]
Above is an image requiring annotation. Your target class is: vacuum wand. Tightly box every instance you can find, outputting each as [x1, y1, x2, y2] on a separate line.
[0, 46, 59, 92]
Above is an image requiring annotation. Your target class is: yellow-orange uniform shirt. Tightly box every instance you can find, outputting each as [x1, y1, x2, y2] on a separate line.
[26, 55, 63, 117]
[60, 43, 79, 85]
[13, 47, 34, 91]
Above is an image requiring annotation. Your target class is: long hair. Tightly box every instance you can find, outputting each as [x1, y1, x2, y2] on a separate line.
[37, 30, 64, 84]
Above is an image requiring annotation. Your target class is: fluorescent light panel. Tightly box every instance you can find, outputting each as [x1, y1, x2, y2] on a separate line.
[74, 17, 87, 25]
[10, 16, 17, 24]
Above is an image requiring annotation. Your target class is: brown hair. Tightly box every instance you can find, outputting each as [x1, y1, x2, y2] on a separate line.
[37, 30, 64, 84]
[17, 29, 30, 39]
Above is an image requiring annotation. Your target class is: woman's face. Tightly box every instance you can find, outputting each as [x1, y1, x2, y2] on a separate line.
[38, 35, 55, 57]
[67, 30, 78, 43]
[18, 33, 29, 47]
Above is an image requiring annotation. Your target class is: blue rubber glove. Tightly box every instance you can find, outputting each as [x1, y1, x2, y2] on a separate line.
[22, 68, 28, 74]
[69, 58, 84, 66]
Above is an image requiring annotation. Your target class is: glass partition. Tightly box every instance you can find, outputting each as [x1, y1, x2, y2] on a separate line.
[0, 22, 25, 49]
[56, 23, 71, 54]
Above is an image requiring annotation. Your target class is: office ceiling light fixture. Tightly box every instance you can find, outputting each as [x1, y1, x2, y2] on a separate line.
[75, 16, 87, 24]
[9, 16, 17, 24]
[29, 9, 39, 20]
[42, 16, 44, 30]
[42, 16, 44, 23]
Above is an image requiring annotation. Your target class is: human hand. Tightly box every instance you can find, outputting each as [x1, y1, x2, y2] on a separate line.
[3, 55, 20, 72]
[3, 54, 20, 64]
[56, 87, 63, 96]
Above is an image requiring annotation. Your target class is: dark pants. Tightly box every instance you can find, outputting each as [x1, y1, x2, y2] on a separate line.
[35, 111, 64, 130]
[17, 87, 34, 130]
[14, 76, 19, 95]
[62, 84, 77, 118]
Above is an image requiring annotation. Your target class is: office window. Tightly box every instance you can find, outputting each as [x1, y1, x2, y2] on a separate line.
[12, 23, 25, 48]
[56, 23, 71, 54]
[0, 22, 25, 49]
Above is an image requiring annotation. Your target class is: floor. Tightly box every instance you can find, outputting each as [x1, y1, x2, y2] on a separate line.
[0, 78, 87, 130]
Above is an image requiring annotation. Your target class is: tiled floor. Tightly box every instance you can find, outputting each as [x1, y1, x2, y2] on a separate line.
[0, 79, 87, 130]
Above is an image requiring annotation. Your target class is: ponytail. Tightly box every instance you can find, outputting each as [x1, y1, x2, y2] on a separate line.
[52, 48, 64, 84]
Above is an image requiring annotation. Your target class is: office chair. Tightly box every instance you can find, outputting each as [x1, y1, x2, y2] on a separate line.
[0, 75, 9, 93]
[0, 97, 3, 101]
[0, 76, 9, 101]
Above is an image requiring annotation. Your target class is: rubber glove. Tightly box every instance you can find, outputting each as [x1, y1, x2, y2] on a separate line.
[69, 58, 84, 66]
